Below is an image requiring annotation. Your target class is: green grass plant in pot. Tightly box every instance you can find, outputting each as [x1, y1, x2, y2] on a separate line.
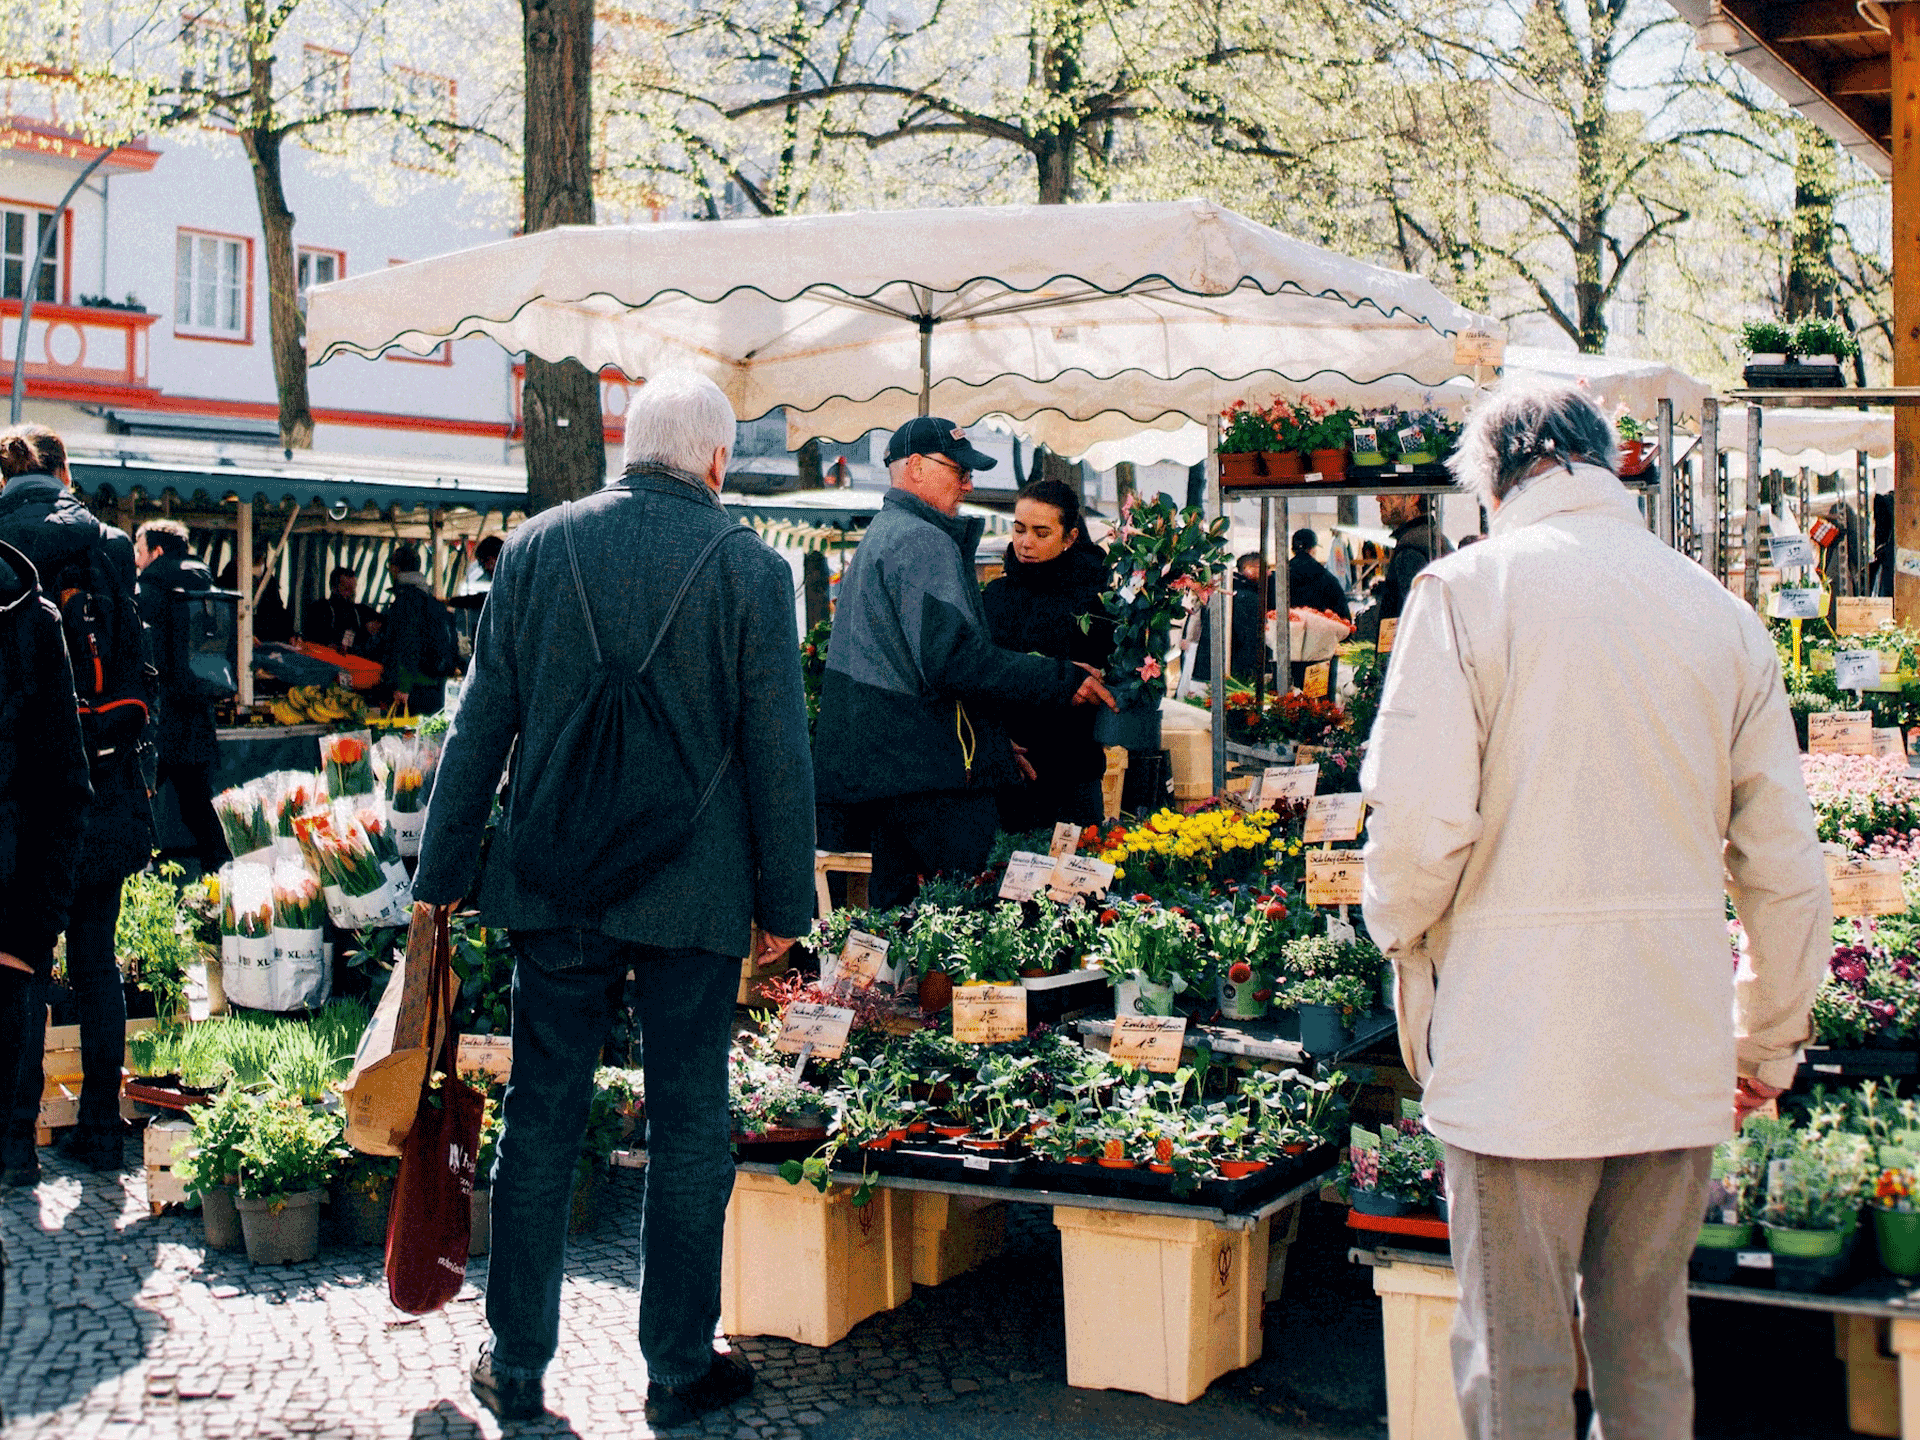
[233, 1095, 349, 1266]
[1697, 1133, 1761, 1250]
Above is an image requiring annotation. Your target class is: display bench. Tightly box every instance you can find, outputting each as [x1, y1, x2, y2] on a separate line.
[725, 1159, 1330, 1403]
[1351, 1244, 1920, 1440]
[1075, 1007, 1399, 1071]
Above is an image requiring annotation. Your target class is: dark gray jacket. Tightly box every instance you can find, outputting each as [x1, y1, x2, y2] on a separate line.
[813, 489, 1082, 805]
[412, 466, 816, 956]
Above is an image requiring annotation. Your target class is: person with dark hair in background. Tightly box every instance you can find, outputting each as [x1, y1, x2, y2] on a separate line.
[981, 479, 1115, 832]
[1375, 493, 1452, 621]
[1288, 528, 1350, 620]
[0, 423, 154, 1175]
[0, 532, 94, 1189]
[376, 544, 458, 716]
[1190, 552, 1271, 687]
[304, 565, 375, 651]
[134, 518, 226, 875]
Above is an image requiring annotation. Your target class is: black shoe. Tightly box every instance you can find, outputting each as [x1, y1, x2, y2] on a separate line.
[470, 1348, 545, 1423]
[58, 1124, 128, 1172]
[0, 1158, 39, 1189]
[644, 1351, 755, 1428]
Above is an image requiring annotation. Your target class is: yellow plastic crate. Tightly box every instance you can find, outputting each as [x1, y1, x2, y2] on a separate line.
[1373, 1258, 1466, 1440]
[911, 1192, 1007, 1287]
[1053, 1206, 1270, 1404]
[720, 1169, 912, 1347]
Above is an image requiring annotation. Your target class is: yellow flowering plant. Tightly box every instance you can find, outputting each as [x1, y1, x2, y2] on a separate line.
[1097, 804, 1301, 898]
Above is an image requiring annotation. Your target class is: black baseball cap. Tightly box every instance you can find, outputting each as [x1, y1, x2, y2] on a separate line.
[884, 415, 997, 471]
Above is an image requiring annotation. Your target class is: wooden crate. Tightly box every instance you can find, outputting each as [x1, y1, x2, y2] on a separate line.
[144, 1119, 198, 1214]
[814, 850, 872, 915]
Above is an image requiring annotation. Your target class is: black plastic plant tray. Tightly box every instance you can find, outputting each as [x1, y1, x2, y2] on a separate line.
[1742, 363, 1845, 389]
[887, 1143, 1029, 1187]
[1021, 971, 1111, 1028]
[1800, 1045, 1918, 1078]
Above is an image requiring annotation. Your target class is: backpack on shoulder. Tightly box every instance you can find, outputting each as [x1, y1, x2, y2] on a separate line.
[165, 586, 241, 702]
[507, 504, 752, 912]
[54, 546, 153, 768]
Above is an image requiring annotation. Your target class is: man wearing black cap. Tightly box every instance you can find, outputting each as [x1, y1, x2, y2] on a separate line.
[814, 417, 1114, 907]
[1288, 528, 1350, 621]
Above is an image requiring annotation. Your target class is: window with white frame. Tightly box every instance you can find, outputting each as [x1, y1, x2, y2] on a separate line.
[295, 248, 341, 311]
[302, 45, 348, 114]
[180, 18, 249, 97]
[1, 208, 58, 303]
[391, 69, 456, 169]
[175, 231, 248, 337]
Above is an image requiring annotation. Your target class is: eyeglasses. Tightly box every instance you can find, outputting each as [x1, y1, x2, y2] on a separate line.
[919, 453, 971, 483]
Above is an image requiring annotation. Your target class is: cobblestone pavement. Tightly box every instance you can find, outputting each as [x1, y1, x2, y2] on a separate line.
[0, 1142, 1875, 1440]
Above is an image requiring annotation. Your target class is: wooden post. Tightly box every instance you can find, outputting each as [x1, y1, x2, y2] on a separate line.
[1894, 1, 1920, 623]
[1744, 405, 1764, 609]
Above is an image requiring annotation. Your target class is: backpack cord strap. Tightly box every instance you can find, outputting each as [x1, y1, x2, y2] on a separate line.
[634, 524, 754, 679]
[559, 503, 603, 668]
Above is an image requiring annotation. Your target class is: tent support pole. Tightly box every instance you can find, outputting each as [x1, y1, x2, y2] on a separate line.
[1208, 414, 1227, 798]
[1700, 398, 1721, 582]
[236, 499, 254, 709]
[1744, 405, 1763, 609]
[1254, 499, 1268, 722]
[1655, 398, 1675, 549]
[917, 314, 933, 417]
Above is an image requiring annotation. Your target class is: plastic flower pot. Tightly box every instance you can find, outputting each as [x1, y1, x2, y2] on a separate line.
[1113, 976, 1176, 1017]
[1218, 970, 1267, 1021]
[1309, 449, 1348, 482]
[1695, 1221, 1754, 1251]
[1218, 1160, 1267, 1180]
[1297, 1003, 1351, 1055]
[237, 1189, 324, 1265]
[1350, 1187, 1422, 1218]
[1092, 696, 1162, 752]
[1763, 1224, 1848, 1259]
[201, 1184, 244, 1253]
[1875, 1208, 1920, 1277]
[1618, 440, 1653, 476]
[333, 1173, 393, 1248]
[1398, 450, 1437, 465]
[470, 1187, 491, 1257]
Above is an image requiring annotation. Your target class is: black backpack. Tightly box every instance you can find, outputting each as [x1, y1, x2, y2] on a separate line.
[508, 505, 753, 911]
[52, 546, 152, 768]
[167, 586, 240, 701]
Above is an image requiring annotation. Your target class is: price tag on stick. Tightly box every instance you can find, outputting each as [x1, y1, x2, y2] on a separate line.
[1049, 822, 1081, 858]
[1304, 793, 1366, 844]
[456, 1034, 513, 1081]
[1835, 649, 1883, 691]
[1048, 853, 1115, 901]
[1260, 764, 1320, 806]
[1769, 535, 1815, 570]
[999, 852, 1056, 902]
[1807, 711, 1873, 756]
[1768, 587, 1826, 620]
[1378, 617, 1397, 654]
[1836, 597, 1894, 635]
[1109, 1016, 1188, 1073]
[1306, 852, 1366, 906]
[1826, 856, 1906, 918]
[828, 930, 893, 989]
[952, 984, 1028, 1044]
[775, 1001, 856, 1061]
[1303, 660, 1331, 699]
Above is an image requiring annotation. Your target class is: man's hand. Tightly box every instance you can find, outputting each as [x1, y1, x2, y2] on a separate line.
[1070, 662, 1117, 711]
[1734, 1076, 1784, 1125]
[757, 931, 797, 964]
[0, 952, 31, 976]
[1010, 742, 1038, 783]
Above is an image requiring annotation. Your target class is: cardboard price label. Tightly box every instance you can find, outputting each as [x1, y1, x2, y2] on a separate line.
[1453, 330, 1505, 367]
[829, 930, 892, 988]
[1304, 793, 1366, 844]
[1807, 711, 1873, 757]
[1378, 617, 1397, 654]
[1836, 649, 1883, 690]
[952, 984, 1028, 1044]
[1836, 597, 1894, 635]
[1874, 728, 1906, 760]
[1303, 660, 1331, 699]
[1294, 744, 1324, 764]
[456, 1034, 512, 1080]
[1827, 856, 1906, 918]
[1768, 587, 1826, 620]
[774, 1001, 856, 1060]
[1306, 852, 1365, 906]
[999, 851, 1057, 902]
[1050, 821, 1082, 858]
[1048, 853, 1115, 901]
[1108, 1016, 1187, 1073]
[1260, 764, 1320, 806]
[1769, 535, 1815, 570]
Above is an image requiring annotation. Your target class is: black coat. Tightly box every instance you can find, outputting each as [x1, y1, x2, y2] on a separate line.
[1377, 518, 1454, 621]
[0, 539, 92, 960]
[1190, 571, 1268, 684]
[981, 540, 1115, 784]
[136, 547, 220, 766]
[0, 474, 155, 879]
[1288, 551, 1350, 620]
[303, 595, 375, 651]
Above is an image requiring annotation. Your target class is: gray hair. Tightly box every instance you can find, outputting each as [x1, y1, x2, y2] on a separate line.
[1447, 381, 1619, 503]
[620, 369, 738, 477]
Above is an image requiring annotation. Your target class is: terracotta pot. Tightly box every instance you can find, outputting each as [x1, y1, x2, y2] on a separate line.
[862, 1135, 896, 1151]
[932, 1124, 971, 1139]
[1220, 451, 1306, 486]
[1309, 449, 1349, 482]
[1618, 440, 1652, 476]
[1219, 1160, 1268, 1180]
[1096, 1157, 1137, 1170]
[1148, 1162, 1176, 1174]
[906, 1121, 930, 1134]
[1066, 1156, 1095, 1166]
[918, 972, 954, 1013]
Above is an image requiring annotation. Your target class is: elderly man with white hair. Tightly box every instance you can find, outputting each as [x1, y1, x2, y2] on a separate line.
[415, 370, 815, 1428]
[1360, 382, 1828, 1439]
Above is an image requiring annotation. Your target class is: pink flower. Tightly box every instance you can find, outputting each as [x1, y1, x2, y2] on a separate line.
[1138, 657, 1162, 681]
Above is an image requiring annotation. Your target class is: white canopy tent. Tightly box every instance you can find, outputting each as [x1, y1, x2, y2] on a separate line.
[305, 199, 1503, 793]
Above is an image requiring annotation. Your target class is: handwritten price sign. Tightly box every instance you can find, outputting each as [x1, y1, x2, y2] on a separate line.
[952, 984, 1028, 1044]
[1048, 854, 1115, 901]
[1109, 1016, 1187, 1073]
[1836, 597, 1894, 635]
[1050, 822, 1082, 858]
[830, 930, 893, 988]
[1305, 852, 1366, 906]
[775, 1001, 856, 1060]
[1304, 793, 1365, 844]
[456, 1034, 512, 1081]
[1260, 764, 1319, 806]
[1827, 856, 1906, 919]
[1807, 711, 1873, 757]
[999, 852, 1056, 902]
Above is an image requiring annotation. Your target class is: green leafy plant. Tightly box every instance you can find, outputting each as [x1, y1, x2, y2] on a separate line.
[1616, 413, 1649, 443]
[1099, 492, 1230, 709]
[1218, 399, 1282, 455]
[1277, 972, 1375, 1016]
[1762, 1125, 1871, 1232]
[116, 865, 206, 1020]
[171, 1084, 263, 1199]
[1741, 319, 1793, 355]
[1791, 316, 1858, 360]
[233, 1095, 349, 1204]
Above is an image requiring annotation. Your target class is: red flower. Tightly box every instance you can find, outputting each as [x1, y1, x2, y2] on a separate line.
[1097, 908, 1118, 925]
[1228, 962, 1253, 984]
[1261, 902, 1286, 920]
[331, 737, 365, 764]
[1132, 893, 1153, 904]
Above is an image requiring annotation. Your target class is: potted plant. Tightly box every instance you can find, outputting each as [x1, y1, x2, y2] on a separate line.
[470, 1091, 502, 1256]
[1345, 1118, 1444, 1217]
[1790, 316, 1858, 371]
[331, 1153, 400, 1248]
[233, 1095, 348, 1265]
[172, 1084, 260, 1252]
[1741, 319, 1793, 367]
[1697, 1133, 1760, 1250]
[1217, 399, 1285, 484]
[1097, 903, 1200, 1015]
[1615, 412, 1654, 477]
[1873, 1156, 1920, 1277]
[1279, 972, 1374, 1053]
[1095, 492, 1230, 751]
[1759, 1125, 1870, 1286]
[1298, 400, 1358, 482]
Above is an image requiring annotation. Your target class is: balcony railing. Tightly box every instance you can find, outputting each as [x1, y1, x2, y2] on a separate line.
[0, 298, 159, 399]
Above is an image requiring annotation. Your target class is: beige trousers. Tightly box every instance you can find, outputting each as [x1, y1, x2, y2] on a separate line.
[1445, 1144, 1714, 1440]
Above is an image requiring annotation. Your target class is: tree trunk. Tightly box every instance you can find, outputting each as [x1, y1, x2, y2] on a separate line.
[522, 0, 602, 512]
[1784, 118, 1838, 321]
[796, 436, 823, 489]
[240, 127, 313, 451]
[1113, 461, 1136, 511]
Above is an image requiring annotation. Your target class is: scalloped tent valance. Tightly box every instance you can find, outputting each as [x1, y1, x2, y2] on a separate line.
[304, 199, 1502, 450]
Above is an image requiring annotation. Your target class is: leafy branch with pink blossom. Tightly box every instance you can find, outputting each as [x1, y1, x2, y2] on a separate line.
[1096, 492, 1229, 710]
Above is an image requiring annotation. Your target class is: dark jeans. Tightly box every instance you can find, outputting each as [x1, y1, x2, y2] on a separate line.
[861, 789, 1001, 910]
[0, 957, 46, 1168]
[157, 762, 226, 872]
[487, 929, 738, 1390]
[6, 880, 128, 1148]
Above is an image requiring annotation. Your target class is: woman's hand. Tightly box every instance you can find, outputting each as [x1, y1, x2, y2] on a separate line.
[1071, 662, 1117, 710]
[1010, 742, 1038, 782]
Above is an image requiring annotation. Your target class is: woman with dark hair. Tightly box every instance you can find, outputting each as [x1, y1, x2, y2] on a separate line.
[981, 479, 1115, 831]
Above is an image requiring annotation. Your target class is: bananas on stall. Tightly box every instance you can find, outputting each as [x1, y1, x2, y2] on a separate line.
[270, 685, 369, 727]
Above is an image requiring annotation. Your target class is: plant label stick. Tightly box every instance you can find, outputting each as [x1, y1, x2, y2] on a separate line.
[1260, 764, 1319, 806]
[999, 852, 1056, 902]
[1047, 854, 1114, 902]
[1304, 793, 1365, 844]
[1807, 711, 1873, 756]
[1306, 852, 1365, 906]
[1377, 617, 1397, 654]
[952, 984, 1027, 1044]
[1770, 535, 1815, 570]
[1768, 587, 1825, 620]
[456, 1034, 513, 1082]
[1049, 821, 1081, 858]
[1825, 856, 1906, 918]
[1836, 597, 1894, 635]
[775, 1002, 856, 1062]
[1835, 649, 1882, 691]
[828, 930, 892, 989]
[1109, 1016, 1187, 1073]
